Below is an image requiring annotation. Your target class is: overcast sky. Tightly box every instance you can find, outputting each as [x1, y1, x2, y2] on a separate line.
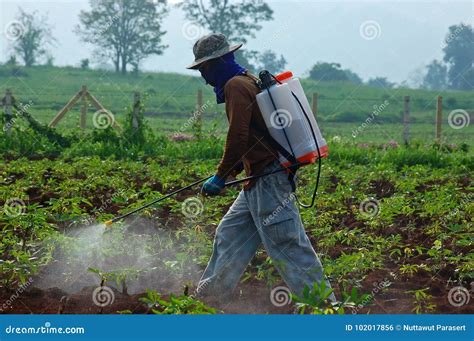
[0, 0, 472, 84]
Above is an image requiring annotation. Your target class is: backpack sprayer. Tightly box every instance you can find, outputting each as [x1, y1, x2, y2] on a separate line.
[104, 70, 328, 227]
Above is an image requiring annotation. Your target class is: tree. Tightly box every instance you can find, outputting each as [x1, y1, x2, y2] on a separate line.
[458, 68, 474, 90]
[309, 62, 348, 82]
[80, 58, 90, 70]
[422, 60, 448, 90]
[6, 56, 17, 66]
[180, 0, 273, 44]
[235, 50, 259, 73]
[367, 77, 395, 89]
[344, 69, 363, 85]
[10, 8, 55, 67]
[404, 66, 425, 89]
[76, 0, 168, 74]
[179, 0, 273, 71]
[44, 54, 54, 67]
[258, 50, 287, 74]
[443, 23, 474, 90]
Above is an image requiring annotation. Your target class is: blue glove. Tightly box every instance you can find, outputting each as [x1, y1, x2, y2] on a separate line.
[201, 175, 226, 196]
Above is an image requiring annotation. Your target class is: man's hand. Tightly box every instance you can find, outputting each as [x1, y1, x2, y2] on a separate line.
[201, 175, 226, 196]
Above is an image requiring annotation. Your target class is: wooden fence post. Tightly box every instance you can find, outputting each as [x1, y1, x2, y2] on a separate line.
[436, 96, 442, 143]
[3, 89, 13, 135]
[312, 93, 318, 119]
[50, 86, 120, 130]
[80, 85, 87, 130]
[49, 89, 82, 127]
[403, 96, 410, 145]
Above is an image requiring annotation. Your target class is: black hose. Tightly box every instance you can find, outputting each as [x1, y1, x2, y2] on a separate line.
[290, 91, 322, 208]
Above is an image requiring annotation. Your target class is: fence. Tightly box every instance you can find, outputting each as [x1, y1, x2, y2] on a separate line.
[1, 88, 469, 144]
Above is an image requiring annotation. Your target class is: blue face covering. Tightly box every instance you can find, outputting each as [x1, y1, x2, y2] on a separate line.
[200, 52, 246, 104]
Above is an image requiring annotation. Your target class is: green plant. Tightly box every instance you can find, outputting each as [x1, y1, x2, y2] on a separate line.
[88, 267, 142, 295]
[292, 282, 339, 315]
[399, 263, 429, 277]
[406, 288, 436, 314]
[139, 289, 216, 314]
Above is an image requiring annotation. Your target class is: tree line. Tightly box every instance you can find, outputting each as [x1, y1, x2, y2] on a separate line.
[3, 0, 473, 90]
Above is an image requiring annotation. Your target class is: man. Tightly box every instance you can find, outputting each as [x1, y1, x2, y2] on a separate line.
[187, 33, 335, 302]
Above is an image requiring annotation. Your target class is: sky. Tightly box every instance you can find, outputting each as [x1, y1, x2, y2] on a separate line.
[0, 0, 472, 84]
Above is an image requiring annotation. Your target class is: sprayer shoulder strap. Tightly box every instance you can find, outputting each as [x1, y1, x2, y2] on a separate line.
[259, 127, 297, 164]
[254, 125, 298, 192]
[245, 72, 261, 85]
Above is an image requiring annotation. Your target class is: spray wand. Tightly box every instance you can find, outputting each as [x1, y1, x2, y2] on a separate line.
[103, 162, 306, 227]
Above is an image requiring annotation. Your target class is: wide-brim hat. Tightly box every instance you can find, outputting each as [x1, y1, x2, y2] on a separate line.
[186, 33, 242, 70]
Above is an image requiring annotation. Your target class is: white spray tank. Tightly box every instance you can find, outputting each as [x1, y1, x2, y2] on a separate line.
[256, 70, 328, 167]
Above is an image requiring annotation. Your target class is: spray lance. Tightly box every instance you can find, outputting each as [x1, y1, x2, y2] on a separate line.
[104, 70, 328, 227]
[103, 162, 307, 227]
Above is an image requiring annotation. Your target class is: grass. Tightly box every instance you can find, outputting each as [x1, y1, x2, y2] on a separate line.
[1, 64, 473, 132]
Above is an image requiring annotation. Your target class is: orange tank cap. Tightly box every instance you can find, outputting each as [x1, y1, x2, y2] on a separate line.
[275, 71, 293, 82]
[281, 146, 329, 169]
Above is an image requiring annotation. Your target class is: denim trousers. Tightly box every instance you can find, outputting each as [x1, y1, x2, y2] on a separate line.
[197, 161, 335, 301]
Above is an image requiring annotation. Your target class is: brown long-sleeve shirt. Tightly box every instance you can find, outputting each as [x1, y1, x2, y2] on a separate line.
[216, 72, 278, 189]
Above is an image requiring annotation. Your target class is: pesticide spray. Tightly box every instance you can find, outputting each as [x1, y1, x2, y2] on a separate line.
[35, 216, 203, 295]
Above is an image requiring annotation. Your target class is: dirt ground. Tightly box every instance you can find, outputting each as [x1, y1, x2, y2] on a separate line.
[1, 273, 472, 314]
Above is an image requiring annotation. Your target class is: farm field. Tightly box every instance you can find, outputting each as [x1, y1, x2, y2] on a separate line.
[1, 66, 473, 315]
[1, 141, 473, 314]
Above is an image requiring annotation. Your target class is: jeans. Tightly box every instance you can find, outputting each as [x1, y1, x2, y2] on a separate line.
[197, 161, 335, 301]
